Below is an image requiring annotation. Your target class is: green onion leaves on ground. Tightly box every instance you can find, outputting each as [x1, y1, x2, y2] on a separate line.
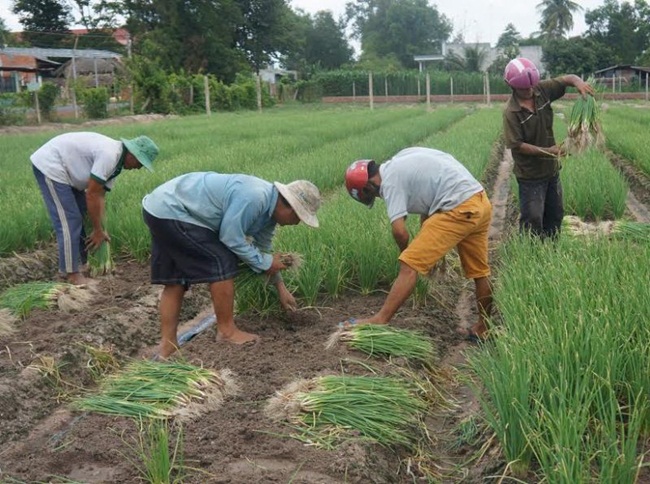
[74, 360, 239, 420]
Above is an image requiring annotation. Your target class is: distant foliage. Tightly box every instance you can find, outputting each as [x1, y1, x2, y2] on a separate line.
[0, 93, 26, 126]
[83, 87, 110, 119]
[296, 69, 511, 100]
[20, 83, 60, 120]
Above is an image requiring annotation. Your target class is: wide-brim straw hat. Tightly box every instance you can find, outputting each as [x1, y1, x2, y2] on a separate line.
[121, 135, 159, 172]
[274, 180, 321, 228]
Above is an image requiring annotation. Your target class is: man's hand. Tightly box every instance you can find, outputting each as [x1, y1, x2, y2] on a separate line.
[277, 284, 298, 312]
[577, 80, 595, 98]
[265, 253, 288, 276]
[86, 229, 110, 252]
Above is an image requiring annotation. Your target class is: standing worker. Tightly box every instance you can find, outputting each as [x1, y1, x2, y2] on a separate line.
[141, 172, 322, 359]
[503, 57, 594, 238]
[343, 147, 492, 342]
[31, 132, 159, 285]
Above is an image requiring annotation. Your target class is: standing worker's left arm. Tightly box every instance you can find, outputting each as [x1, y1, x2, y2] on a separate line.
[558, 74, 595, 98]
[86, 179, 110, 250]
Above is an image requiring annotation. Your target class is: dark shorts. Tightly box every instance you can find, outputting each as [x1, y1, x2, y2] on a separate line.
[143, 209, 239, 287]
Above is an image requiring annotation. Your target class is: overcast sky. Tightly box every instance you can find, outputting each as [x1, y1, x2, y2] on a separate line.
[2, 0, 607, 46]
[290, 0, 608, 46]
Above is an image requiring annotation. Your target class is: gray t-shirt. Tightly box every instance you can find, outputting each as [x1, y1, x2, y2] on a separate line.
[30, 132, 124, 191]
[379, 147, 484, 223]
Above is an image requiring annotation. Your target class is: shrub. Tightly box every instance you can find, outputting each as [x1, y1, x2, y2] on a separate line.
[20, 83, 60, 120]
[0, 93, 26, 126]
[83, 87, 110, 119]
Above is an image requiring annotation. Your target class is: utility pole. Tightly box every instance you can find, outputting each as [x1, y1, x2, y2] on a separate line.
[128, 34, 134, 114]
[71, 35, 79, 119]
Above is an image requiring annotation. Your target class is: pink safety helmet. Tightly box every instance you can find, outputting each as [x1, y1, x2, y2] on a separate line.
[504, 57, 540, 89]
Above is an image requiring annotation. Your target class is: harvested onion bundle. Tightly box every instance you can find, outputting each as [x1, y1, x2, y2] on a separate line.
[565, 80, 605, 154]
[89, 241, 115, 276]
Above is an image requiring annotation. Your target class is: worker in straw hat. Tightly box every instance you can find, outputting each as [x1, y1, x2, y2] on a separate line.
[503, 57, 594, 239]
[141, 172, 322, 359]
[31, 132, 159, 285]
[343, 147, 493, 342]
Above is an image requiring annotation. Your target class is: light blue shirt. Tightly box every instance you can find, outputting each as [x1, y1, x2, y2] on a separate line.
[142, 172, 278, 272]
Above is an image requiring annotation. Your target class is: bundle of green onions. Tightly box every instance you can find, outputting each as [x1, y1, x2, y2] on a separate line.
[612, 220, 650, 243]
[265, 375, 428, 449]
[74, 360, 238, 420]
[326, 324, 437, 366]
[89, 241, 115, 277]
[564, 217, 649, 242]
[565, 79, 605, 154]
[0, 281, 92, 318]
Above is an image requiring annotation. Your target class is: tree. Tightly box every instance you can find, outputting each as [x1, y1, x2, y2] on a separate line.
[0, 18, 10, 46]
[444, 44, 489, 72]
[116, 0, 248, 82]
[304, 11, 353, 70]
[234, 0, 298, 73]
[13, 0, 72, 47]
[490, 23, 521, 74]
[282, 9, 353, 73]
[584, 0, 650, 65]
[497, 23, 521, 51]
[346, 0, 452, 68]
[536, 0, 582, 40]
[542, 37, 617, 76]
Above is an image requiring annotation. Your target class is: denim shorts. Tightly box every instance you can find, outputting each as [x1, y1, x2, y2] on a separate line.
[143, 209, 239, 287]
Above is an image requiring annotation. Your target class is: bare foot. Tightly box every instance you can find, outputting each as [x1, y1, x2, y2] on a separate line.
[355, 317, 388, 326]
[457, 324, 488, 342]
[67, 272, 94, 285]
[217, 328, 259, 345]
[158, 340, 180, 359]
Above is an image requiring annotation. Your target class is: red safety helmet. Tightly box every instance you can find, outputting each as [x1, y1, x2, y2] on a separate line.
[504, 57, 540, 89]
[345, 159, 375, 207]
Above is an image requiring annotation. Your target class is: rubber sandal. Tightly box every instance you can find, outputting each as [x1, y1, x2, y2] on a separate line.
[337, 318, 358, 329]
[465, 332, 482, 344]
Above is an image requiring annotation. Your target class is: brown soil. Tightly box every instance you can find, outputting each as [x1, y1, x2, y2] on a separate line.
[3, 138, 645, 483]
[0, 114, 175, 136]
[0, 256, 494, 483]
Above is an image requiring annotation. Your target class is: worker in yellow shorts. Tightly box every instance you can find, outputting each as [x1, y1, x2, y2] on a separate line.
[343, 147, 492, 342]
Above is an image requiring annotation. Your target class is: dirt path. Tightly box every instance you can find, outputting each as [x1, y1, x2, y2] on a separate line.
[0, 114, 175, 136]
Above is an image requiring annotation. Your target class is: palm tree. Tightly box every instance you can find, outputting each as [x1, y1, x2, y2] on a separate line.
[444, 44, 489, 72]
[536, 0, 582, 40]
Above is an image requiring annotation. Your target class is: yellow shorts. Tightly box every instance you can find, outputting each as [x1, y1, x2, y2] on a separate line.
[399, 191, 492, 279]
